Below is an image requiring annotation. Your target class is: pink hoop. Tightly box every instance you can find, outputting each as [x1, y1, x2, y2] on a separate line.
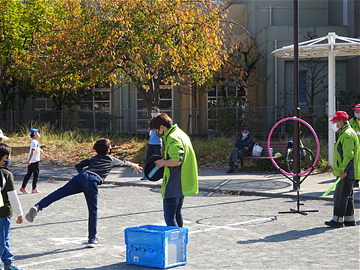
[267, 117, 320, 176]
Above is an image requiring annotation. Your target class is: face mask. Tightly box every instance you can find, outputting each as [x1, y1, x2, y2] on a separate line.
[355, 113, 360, 119]
[242, 134, 248, 139]
[151, 113, 157, 118]
[4, 157, 10, 167]
[156, 128, 164, 138]
[332, 122, 339, 132]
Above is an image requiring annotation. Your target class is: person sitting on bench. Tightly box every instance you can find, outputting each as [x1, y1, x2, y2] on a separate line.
[227, 127, 253, 173]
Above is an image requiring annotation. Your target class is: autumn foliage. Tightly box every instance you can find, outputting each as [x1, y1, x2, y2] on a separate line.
[17, 0, 230, 110]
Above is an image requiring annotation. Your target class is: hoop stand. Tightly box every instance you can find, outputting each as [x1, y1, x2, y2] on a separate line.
[278, 171, 318, 215]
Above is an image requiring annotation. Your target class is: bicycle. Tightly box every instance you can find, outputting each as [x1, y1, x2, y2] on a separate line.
[286, 132, 315, 173]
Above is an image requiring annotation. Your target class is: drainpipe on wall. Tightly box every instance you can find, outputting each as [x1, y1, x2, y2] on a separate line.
[269, 5, 272, 26]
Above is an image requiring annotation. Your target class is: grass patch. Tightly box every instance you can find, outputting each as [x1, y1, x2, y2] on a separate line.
[4, 123, 331, 172]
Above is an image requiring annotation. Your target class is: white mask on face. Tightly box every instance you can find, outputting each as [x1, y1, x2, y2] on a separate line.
[355, 113, 360, 119]
[151, 113, 156, 118]
[242, 134, 248, 139]
[332, 122, 339, 132]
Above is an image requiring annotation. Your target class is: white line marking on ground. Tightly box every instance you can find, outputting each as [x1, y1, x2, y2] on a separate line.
[189, 216, 276, 234]
[206, 179, 232, 196]
[20, 248, 118, 268]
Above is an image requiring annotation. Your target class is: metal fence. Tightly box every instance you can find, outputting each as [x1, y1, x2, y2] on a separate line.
[0, 105, 335, 138]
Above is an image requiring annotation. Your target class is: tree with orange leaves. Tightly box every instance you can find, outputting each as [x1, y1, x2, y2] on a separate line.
[19, 0, 231, 113]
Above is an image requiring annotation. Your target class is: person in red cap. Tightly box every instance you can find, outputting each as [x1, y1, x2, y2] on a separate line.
[350, 104, 360, 188]
[325, 111, 360, 227]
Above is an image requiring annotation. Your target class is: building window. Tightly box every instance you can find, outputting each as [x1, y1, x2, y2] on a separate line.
[34, 98, 54, 110]
[207, 85, 239, 131]
[78, 85, 111, 111]
[136, 86, 173, 131]
[77, 85, 112, 130]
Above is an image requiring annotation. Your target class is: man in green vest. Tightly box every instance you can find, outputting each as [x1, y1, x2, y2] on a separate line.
[325, 111, 360, 227]
[349, 103, 360, 188]
[149, 113, 198, 227]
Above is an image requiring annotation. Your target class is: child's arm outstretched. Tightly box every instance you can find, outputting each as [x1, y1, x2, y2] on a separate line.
[131, 163, 142, 174]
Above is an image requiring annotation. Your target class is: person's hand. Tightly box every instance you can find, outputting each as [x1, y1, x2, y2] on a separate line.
[27, 160, 31, 166]
[154, 159, 166, 168]
[244, 147, 248, 149]
[16, 215, 24, 224]
[131, 163, 142, 174]
[339, 171, 347, 179]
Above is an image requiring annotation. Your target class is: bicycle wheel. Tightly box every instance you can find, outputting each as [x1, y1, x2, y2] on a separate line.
[286, 147, 315, 173]
[286, 148, 294, 173]
[300, 147, 315, 172]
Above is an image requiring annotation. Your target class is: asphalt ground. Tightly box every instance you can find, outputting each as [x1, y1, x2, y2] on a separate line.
[6, 170, 360, 270]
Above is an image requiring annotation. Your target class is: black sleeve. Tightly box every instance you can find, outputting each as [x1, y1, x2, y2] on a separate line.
[75, 159, 91, 173]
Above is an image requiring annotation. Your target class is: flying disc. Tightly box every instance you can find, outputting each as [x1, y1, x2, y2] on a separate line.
[144, 155, 164, 181]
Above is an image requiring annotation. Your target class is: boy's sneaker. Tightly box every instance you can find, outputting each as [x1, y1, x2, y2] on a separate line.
[87, 238, 100, 248]
[20, 187, 28, 194]
[140, 176, 147, 180]
[5, 265, 23, 270]
[31, 189, 41, 193]
[26, 206, 38, 223]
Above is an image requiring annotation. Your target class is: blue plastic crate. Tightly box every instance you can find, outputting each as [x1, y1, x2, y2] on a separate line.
[125, 225, 188, 269]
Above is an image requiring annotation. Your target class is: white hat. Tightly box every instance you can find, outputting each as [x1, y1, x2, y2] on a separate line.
[0, 129, 9, 140]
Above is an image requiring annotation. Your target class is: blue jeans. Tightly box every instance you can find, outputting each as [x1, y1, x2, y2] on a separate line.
[0, 217, 14, 267]
[163, 197, 184, 227]
[37, 171, 100, 241]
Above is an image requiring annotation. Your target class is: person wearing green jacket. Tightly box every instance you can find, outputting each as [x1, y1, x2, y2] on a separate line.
[349, 103, 360, 188]
[325, 111, 360, 228]
[149, 113, 198, 227]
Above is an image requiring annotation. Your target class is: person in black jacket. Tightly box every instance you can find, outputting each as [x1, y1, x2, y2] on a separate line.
[25, 138, 142, 248]
[227, 127, 253, 173]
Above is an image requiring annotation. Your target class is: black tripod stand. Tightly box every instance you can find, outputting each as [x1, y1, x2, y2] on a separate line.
[278, 171, 319, 215]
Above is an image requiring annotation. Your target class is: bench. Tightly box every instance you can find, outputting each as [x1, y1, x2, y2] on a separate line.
[238, 141, 288, 166]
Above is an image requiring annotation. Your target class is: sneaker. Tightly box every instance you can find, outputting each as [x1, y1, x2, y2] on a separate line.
[26, 206, 38, 223]
[353, 182, 359, 188]
[20, 187, 28, 194]
[226, 168, 234, 173]
[5, 265, 23, 270]
[31, 189, 41, 193]
[140, 176, 147, 180]
[87, 238, 100, 248]
[344, 221, 356, 226]
[324, 220, 344, 228]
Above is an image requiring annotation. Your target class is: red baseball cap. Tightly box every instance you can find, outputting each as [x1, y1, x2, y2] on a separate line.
[329, 111, 349, 121]
[352, 104, 360, 110]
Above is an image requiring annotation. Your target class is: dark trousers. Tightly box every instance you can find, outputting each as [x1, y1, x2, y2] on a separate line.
[37, 171, 100, 241]
[163, 197, 184, 227]
[144, 144, 162, 176]
[22, 162, 39, 190]
[333, 177, 355, 219]
[228, 149, 250, 168]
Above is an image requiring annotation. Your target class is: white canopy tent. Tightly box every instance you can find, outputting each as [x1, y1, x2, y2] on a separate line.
[272, 32, 360, 166]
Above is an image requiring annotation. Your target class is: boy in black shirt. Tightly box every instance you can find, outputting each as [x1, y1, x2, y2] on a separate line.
[25, 138, 142, 247]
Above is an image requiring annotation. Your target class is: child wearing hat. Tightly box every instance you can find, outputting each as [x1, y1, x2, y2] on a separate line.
[20, 129, 49, 194]
[349, 104, 360, 188]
